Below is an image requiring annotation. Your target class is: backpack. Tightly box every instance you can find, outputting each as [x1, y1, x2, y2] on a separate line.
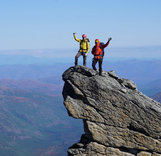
[100, 42, 104, 57]
[93, 44, 103, 59]
[86, 38, 90, 42]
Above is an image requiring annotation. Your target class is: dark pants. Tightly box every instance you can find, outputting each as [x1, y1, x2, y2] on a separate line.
[75, 52, 87, 66]
[92, 58, 103, 75]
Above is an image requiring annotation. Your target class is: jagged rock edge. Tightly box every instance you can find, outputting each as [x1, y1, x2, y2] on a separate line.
[64, 77, 157, 138]
[68, 140, 161, 155]
[62, 66, 161, 155]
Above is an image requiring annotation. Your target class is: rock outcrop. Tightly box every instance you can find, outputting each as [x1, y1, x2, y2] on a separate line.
[62, 66, 161, 156]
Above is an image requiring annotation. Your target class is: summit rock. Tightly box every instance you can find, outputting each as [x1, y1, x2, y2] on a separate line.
[62, 66, 161, 156]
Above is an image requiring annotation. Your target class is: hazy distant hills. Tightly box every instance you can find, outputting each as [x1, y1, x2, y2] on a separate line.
[0, 51, 161, 155]
[103, 59, 161, 84]
[0, 46, 161, 64]
[0, 59, 161, 97]
[0, 64, 68, 80]
[0, 78, 62, 96]
[0, 79, 82, 156]
[152, 92, 161, 103]
[0, 59, 161, 85]
[149, 79, 161, 103]
[138, 78, 161, 96]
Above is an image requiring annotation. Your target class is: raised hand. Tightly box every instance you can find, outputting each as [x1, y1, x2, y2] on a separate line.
[108, 37, 112, 41]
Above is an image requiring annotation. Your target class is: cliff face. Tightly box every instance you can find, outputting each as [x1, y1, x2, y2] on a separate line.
[62, 66, 161, 156]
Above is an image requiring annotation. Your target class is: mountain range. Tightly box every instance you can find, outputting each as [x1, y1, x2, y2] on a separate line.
[0, 58, 161, 155]
[0, 78, 83, 156]
[0, 79, 62, 96]
[152, 91, 161, 103]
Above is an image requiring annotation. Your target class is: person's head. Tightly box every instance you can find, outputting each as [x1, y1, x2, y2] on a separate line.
[95, 39, 100, 46]
[82, 34, 86, 40]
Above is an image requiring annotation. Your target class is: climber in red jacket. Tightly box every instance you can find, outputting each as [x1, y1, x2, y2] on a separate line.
[91, 38, 112, 75]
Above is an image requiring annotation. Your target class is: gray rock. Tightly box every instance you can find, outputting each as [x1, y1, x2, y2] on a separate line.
[62, 66, 161, 156]
[108, 70, 119, 79]
[118, 78, 137, 90]
[120, 88, 127, 93]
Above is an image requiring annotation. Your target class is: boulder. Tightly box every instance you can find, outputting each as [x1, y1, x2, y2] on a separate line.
[62, 66, 161, 156]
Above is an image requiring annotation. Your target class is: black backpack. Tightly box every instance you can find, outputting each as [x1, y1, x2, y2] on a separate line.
[100, 42, 105, 57]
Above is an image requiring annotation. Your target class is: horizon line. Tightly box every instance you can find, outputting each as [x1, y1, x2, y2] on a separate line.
[0, 45, 161, 51]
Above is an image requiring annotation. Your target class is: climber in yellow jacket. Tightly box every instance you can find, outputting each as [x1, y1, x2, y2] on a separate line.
[73, 32, 90, 66]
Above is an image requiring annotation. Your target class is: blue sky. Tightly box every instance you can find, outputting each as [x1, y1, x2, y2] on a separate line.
[0, 0, 161, 50]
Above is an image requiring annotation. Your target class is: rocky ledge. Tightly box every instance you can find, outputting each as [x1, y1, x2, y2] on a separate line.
[62, 66, 161, 156]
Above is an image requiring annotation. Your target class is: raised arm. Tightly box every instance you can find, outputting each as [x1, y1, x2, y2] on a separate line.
[73, 32, 81, 43]
[102, 37, 112, 49]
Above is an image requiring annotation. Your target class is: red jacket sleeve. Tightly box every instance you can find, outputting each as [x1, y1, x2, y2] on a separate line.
[102, 40, 110, 49]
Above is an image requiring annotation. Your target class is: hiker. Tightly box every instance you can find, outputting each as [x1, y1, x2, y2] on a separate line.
[91, 38, 112, 76]
[73, 32, 90, 66]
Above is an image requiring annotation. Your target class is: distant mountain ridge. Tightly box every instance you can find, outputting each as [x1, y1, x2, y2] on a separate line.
[0, 46, 161, 63]
[139, 78, 161, 96]
[0, 64, 67, 79]
[0, 78, 62, 96]
[0, 58, 161, 155]
[152, 92, 161, 103]
[1, 59, 161, 86]
[0, 78, 82, 156]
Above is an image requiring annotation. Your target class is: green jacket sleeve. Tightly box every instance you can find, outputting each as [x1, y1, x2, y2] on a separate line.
[73, 34, 81, 43]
